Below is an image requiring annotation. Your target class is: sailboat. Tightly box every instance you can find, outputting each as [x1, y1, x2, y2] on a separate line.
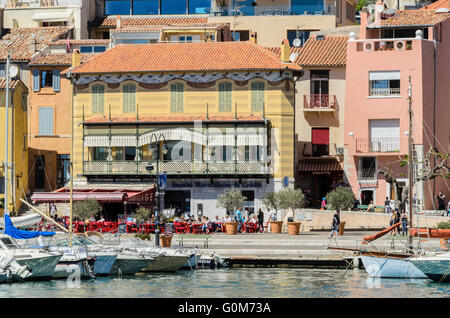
[407, 251, 450, 283]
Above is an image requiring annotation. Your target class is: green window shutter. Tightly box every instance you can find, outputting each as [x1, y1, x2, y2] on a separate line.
[171, 83, 183, 112]
[218, 82, 232, 112]
[251, 81, 265, 112]
[123, 84, 136, 113]
[92, 84, 105, 113]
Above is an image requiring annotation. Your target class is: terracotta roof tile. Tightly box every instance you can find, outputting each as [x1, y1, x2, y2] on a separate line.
[51, 39, 110, 46]
[421, 0, 450, 10]
[294, 35, 347, 66]
[30, 53, 96, 66]
[111, 23, 227, 33]
[0, 77, 24, 89]
[0, 26, 73, 61]
[84, 115, 265, 124]
[98, 17, 209, 28]
[379, 10, 450, 26]
[264, 46, 302, 57]
[69, 41, 301, 74]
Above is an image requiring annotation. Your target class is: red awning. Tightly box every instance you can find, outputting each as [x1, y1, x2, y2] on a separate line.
[126, 187, 156, 205]
[298, 158, 342, 173]
[312, 128, 329, 145]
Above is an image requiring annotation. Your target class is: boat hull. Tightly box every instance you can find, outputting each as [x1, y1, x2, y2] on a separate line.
[361, 255, 428, 279]
[110, 256, 155, 275]
[92, 253, 118, 276]
[15, 254, 62, 280]
[141, 255, 190, 272]
[52, 261, 92, 279]
[408, 255, 450, 283]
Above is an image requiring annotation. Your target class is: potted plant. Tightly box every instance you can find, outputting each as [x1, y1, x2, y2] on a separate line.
[159, 208, 175, 246]
[325, 187, 356, 235]
[73, 198, 101, 232]
[262, 191, 283, 233]
[278, 188, 305, 235]
[217, 189, 246, 235]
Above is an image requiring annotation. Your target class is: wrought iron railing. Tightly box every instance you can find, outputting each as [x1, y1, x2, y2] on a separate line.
[357, 168, 377, 180]
[83, 160, 268, 175]
[369, 87, 401, 96]
[356, 138, 400, 153]
[303, 94, 337, 109]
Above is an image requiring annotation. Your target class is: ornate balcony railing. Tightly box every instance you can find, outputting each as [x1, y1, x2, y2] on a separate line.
[358, 168, 377, 180]
[303, 94, 337, 110]
[356, 138, 401, 153]
[83, 160, 268, 176]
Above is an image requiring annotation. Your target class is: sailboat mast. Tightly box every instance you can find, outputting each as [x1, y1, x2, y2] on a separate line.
[407, 75, 414, 251]
[3, 53, 10, 232]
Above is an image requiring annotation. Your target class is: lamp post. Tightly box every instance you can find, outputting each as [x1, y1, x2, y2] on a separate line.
[146, 134, 168, 247]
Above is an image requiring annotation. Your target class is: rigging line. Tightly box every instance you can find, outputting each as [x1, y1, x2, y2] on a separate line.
[421, 116, 448, 154]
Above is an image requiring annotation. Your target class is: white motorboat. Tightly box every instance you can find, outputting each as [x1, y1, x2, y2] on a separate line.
[0, 254, 33, 283]
[48, 244, 95, 279]
[0, 234, 62, 280]
[360, 253, 428, 279]
[407, 251, 450, 283]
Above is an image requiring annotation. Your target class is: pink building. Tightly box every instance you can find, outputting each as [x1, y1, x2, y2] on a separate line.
[344, 5, 450, 211]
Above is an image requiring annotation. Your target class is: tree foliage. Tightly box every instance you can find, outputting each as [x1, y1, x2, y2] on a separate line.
[262, 191, 282, 213]
[325, 187, 356, 212]
[278, 188, 305, 219]
[133, 206, 151, 223]
[73, 199, 101, 221]
[216, 189, 247, 215]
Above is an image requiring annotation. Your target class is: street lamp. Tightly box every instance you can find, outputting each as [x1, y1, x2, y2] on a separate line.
[146, 134, 168, 247]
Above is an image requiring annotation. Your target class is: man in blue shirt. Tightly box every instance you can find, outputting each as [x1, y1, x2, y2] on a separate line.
[236, 208, 244, 233]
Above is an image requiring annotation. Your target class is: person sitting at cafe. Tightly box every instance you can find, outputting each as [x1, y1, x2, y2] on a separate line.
[212, 215, 221, 232]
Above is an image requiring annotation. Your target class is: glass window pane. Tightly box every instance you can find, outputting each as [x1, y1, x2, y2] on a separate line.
[133, 0, 159, 14]
[105, 0, 131, 15]
[125, 147, 136, 160]
[93, 46, 106, 53]
[161, 0, 187, 14]
[291, 0, 324, 15]
[189, 0, 211, 14]
[80, 46, 93, 53]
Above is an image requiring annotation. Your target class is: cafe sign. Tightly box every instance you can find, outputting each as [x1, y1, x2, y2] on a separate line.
[126, 187, 156, 205]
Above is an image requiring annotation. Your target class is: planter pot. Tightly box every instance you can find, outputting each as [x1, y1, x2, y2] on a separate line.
[224, 222, 238, 235]
[160, 235, 172, 247]
[270, 221, 283, 233]
[338, 221, 346, 236]
[287, 222, 301, 235]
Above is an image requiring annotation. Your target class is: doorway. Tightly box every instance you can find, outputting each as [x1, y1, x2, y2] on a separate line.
[360, 190, 374, 205]
[35, 155, 46, 190]
[164, 190, 191, 216]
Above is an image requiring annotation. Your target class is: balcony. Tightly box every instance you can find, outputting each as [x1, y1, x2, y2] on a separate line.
[83, 160, 268, 176]
[356, 138, 400, 153]
[369, 87, 400, 97]
[355, 39, 413, 52]
[357, 168, 377, 180]
[303, 94, 337, 113]
[212, 4, 335, 16]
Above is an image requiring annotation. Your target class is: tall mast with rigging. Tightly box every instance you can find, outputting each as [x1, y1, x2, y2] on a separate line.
[407, 75, 414, 252]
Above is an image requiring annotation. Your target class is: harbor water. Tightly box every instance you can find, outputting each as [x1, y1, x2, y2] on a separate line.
[0, 268, 448, 298]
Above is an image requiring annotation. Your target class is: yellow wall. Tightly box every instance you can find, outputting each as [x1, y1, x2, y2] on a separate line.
[72, 74, 295, 183]
[0, 83, 29, 213]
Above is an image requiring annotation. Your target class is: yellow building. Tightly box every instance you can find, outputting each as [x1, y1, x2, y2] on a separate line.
[0, 78, 29, 214]
[66, 41, 300, 219]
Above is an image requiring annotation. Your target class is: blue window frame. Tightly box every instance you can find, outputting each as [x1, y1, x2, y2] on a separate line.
[188, 0, 211, 14]
[133, 0, 159, 14]
[80, 46, 93, 53]
[93, 46, 107, 53]
[161, 0, 187, 14]
[105, 0, 131, 15]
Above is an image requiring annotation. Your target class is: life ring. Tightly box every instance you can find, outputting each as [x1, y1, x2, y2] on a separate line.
[84, 231, 103, 239]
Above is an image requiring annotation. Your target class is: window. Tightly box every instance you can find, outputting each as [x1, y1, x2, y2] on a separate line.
[232, 30, 249, 42]
[291, 0, 324, 15]
[369, 71, 400, 96]
[161, 0, 186, 14]
[81, 46, 107, 53]
[170, 83, 184, 112]
[80, 46, 93, 53]
[133, 0, 159, 14]
[188, 0, 211, 14]
[38, 107, 53, 135]
[311, 128, 329, 156]
[218, 82, 232, 112]
[310, 70, 329, 95]
[94, 46, 107, 53]
[92, 147, 108, 161]
[123, 83, 136, 113]
[369, 119, 400, 152]
[115, 147, 136, 160]
[41, 70, 53, 88]
[0, 177, 4, 194]
[33, 69, 60, 92]
[242, 190, 254, 214]
[251, 81, 265, 111]
[105, 0, 131, 15]
[57, 154, 70, 188]
[358, 157, 376, 179]
[92, 84, 105, 113]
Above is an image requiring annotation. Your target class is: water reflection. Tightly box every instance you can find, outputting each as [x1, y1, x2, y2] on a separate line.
[0, 268, 448, 298]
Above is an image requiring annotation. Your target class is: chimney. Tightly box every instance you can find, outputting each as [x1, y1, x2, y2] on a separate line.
[72, 49, 81, 67]
[116, 15, 121, 29]
[31, 34, 36, 53]
[280, 38, 290, 63]
[374, 0, 384, 24]
[250, 32, 257, 44]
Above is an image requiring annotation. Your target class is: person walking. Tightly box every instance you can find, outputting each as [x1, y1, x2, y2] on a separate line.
[389, 209, 398, 236]
[257, 208, 264, 232]
[328, 212, 340, 239]
[400, 210, 408, 236]
[321, 197, 327, 210]
[236, 208, 244, 233]
[436, 192, 446, 211]
[384, 197, 391, 213]
[50, 203, 57, 218]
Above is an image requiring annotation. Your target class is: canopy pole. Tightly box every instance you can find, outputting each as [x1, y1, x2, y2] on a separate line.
[19, 198, 69, 233]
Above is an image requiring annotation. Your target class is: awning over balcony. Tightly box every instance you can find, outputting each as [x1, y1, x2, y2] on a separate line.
[298, 158, 342, 173]
[31, 186, 156, 205]
[32, 10, 73, 23]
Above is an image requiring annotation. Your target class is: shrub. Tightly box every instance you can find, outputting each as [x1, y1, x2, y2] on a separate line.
[325, 187, 356, 212]
[73, 199, 101, 221]
[133, 206, 151, 223]
[262, 191, 282, 214]
[436, 221, 450, 229]
[278, 188, 305, 220]
[216, 189, 246, 216]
